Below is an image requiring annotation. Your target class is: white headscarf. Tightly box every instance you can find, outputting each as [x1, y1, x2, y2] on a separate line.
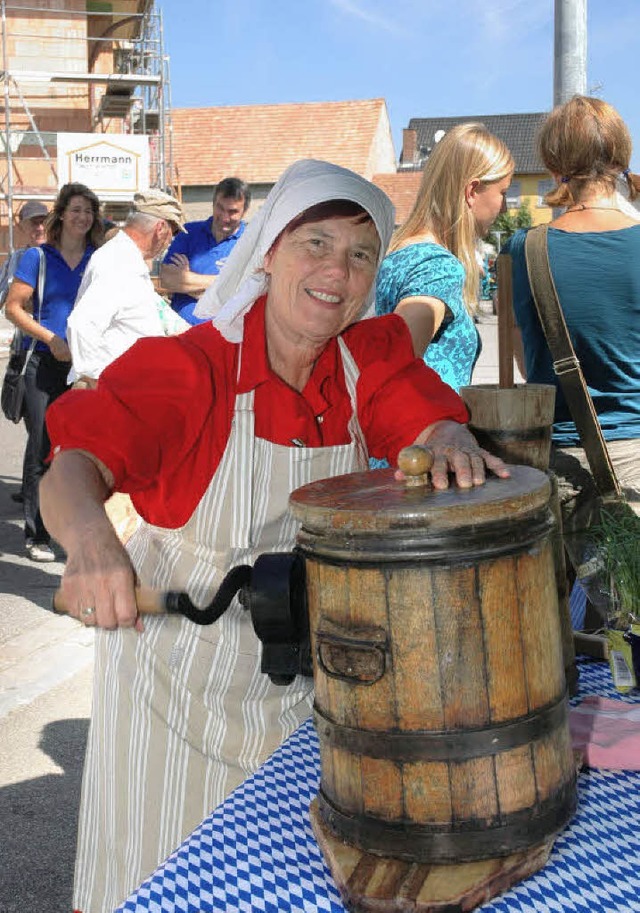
[194, 158, 395, 341]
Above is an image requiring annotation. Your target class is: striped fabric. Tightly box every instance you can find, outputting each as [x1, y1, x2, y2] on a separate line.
[72, 339, 368, 913]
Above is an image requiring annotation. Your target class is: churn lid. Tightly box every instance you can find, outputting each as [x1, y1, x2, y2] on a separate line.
[289, 457, 552, 563]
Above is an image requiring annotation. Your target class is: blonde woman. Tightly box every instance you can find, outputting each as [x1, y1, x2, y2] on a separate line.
[376, 123, 514, 391]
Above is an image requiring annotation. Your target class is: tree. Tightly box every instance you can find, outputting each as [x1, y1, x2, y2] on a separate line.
[488, 200, 533, 250]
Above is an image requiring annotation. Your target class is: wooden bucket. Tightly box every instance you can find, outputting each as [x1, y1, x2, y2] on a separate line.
[459, 383, 555, 471]
[290, 464, 576, 865]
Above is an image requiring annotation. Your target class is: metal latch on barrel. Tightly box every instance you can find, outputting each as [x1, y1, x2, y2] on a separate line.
[316, 619, 388, 685]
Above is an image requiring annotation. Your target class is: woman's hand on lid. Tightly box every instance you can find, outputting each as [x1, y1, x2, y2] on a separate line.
[397, 420, 510, 490]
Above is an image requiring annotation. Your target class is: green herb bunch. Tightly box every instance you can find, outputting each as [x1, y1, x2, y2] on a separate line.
[593, 503, 640, 629]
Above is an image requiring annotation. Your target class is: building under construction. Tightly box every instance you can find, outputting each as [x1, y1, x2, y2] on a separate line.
[0, 0, 174, 258]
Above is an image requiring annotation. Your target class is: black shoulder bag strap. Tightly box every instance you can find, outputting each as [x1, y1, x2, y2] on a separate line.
[524, 225, 621, 500]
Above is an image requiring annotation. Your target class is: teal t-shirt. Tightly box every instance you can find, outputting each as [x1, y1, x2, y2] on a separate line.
[505, 225, 640, 446]
[375, 242, 480, 393]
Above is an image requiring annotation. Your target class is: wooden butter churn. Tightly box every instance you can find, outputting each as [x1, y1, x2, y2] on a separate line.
[289, 449, 577, 913]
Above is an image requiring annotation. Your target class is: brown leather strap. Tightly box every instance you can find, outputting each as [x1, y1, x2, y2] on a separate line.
[524, 226, 621, 499]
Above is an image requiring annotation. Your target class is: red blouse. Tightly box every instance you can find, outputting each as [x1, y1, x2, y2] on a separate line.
[47, 298, 468, 528]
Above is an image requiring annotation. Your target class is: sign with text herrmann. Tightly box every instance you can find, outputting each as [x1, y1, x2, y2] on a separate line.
[57, 133, 150, 200]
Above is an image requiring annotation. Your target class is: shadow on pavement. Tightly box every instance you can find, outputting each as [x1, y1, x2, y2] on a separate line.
[0, 475, 28, 561]
[0, 551, 63, 611]
[0, 718, 88, 912]
[0, 507, 63, 612]
[0, 473, 23, 512]
[0, 475, 66, 612]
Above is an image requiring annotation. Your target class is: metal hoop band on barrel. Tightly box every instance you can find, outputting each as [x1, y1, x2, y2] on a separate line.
[296, 506, 554, 565]
[469, 425, 549, 443]
[317, 780, 577, 864]
[314, 694, 568, 762]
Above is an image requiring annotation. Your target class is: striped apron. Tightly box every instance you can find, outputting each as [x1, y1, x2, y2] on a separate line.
[73, 339, 368, 913]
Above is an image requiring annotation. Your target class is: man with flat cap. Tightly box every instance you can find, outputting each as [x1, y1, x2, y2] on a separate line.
[67, 188, 187, 384]
[0, 200, 48, 307]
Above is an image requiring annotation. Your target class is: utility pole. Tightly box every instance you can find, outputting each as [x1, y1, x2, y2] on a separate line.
[554, 0, 587, 105]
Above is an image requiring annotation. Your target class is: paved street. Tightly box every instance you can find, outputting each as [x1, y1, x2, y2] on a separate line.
[0, 305, 518, 912]
[0, 312, 94, 912]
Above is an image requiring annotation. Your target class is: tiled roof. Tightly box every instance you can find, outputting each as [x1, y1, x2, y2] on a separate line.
[172, 98, 395, 186]
[407, 113, 548, 173]
[372, 172, 421, 225]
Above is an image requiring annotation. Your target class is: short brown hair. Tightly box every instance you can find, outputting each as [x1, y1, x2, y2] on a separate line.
[539, 95, 639, 206]
[284, 199, 373, 236]
[267, 199, 376, 258]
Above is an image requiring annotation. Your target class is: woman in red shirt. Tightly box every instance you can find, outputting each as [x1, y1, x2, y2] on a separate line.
[41, 159, 507, 913]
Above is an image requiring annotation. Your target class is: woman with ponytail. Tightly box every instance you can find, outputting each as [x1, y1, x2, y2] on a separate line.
[505, 95, 640, 601]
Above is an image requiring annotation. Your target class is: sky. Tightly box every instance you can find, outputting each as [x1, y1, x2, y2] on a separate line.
[160, 0, 639, 171]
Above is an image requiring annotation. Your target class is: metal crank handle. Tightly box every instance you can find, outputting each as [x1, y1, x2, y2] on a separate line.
[52, 564, 253, 626]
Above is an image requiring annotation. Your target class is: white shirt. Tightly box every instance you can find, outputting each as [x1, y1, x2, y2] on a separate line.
[67, 230, 165, 380]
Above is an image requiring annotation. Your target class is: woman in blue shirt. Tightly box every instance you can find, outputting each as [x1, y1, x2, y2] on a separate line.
[5, 182, 103, 561]
[504, 95, 640, 614]
[376, 123, 514, 393]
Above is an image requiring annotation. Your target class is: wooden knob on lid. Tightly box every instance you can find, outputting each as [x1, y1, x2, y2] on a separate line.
[397, 445, 435, 488]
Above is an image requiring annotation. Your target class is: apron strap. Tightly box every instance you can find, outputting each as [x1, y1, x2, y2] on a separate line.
[232, 389, 255, 549]
[337, 337, 369, 470]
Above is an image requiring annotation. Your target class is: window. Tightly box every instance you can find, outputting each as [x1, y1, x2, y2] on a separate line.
[538, 179, 555, 206]
[506, 181, 521, 209]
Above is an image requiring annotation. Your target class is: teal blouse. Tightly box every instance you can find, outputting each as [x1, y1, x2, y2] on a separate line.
[505, 226, 640, 447]
[375, 242, 481, 393]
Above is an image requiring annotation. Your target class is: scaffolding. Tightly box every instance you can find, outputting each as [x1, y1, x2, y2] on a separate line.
[0, 0, 175, 256]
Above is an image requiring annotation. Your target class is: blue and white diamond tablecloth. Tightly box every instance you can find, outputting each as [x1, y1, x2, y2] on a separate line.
[116, 658, 640, 913]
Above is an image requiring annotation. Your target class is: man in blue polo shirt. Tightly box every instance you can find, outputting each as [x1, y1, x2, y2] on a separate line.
[160, 177, 250, 325]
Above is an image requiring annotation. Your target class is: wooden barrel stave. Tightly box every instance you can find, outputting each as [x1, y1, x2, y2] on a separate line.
[307, 562, 362, 817]
[348, 561, 398, 822]
[478, 557, 529, 722]
[431, 564, 492, 730]
[403, 761, 452, 824]
[351, 566, 397, 729]
[360, 756, 403, 820]
[494, 744, 538, 814]
[330, 746, 362, 815]
[516, 546, 565, 707]
[531, 722, 575, 803]
[386, 566, 444, 731]
[449, 756, 500, 822]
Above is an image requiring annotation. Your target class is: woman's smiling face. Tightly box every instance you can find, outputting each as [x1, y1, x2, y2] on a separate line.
[60, 194, 95, 238]
[263, 213, 380, 347]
